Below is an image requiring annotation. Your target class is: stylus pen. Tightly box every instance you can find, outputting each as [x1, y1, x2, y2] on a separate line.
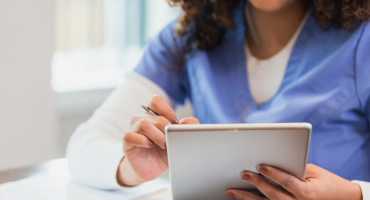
[141, 105, 160, 116]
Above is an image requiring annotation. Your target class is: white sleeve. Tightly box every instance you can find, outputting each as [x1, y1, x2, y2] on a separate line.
[353, 181, 370, 200]
[66, 71, 175, 189]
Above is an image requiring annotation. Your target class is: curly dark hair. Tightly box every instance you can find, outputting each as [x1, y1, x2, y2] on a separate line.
[167, 0, 370, 66]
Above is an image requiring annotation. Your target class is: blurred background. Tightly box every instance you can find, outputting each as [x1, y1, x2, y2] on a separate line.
[0, 0, 191, 171]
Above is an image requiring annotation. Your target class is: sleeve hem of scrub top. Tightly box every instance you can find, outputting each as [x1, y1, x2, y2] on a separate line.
[125, 71, 176, 108]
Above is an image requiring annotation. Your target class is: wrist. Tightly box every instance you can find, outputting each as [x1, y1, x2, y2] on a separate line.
[117, 157, 144, 187]
[349, 182, 363, 200]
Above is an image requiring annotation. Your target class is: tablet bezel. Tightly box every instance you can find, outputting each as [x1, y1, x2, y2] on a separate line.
[165, 123, 311, 200]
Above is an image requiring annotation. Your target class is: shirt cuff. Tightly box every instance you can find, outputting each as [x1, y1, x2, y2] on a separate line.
[67, 131, 124, 189]
[352, 180, 370, 200]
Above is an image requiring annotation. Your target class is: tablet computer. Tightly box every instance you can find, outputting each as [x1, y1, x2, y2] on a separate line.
[165, 123, 311, 200]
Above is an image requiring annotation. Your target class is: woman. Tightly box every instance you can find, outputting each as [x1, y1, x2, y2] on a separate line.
[67, 0, 370, 199]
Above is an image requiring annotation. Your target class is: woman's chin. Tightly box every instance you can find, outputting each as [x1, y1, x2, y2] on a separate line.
[248, 0, 294, 12]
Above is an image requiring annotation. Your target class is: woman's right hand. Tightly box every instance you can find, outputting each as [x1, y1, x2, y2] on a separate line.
[117, 95, 199, 186]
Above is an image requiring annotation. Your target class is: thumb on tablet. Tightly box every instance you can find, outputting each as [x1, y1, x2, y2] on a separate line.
[179, 117, 200, 124]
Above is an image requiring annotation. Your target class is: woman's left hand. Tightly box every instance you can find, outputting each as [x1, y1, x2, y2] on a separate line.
[226, 164, 362, 200]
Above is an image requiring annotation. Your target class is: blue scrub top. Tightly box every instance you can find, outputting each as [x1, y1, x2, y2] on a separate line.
[134, 3, 370, 181]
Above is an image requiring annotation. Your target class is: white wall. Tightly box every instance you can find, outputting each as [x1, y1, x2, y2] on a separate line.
[56, 88, 113, 155]
[0, 0, 57, 170]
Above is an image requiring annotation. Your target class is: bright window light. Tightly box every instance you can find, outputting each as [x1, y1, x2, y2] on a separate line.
[52, 0, 179, 93]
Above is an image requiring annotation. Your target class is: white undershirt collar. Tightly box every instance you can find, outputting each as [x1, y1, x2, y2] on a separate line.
[245, 10, 309, 104]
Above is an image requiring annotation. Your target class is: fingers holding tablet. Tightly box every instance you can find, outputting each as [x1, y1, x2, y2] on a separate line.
[237, 170, 295, 200]
[227, 165, 305, 200]
[256, 166, 304, 196]
[226, 190, 265, 200]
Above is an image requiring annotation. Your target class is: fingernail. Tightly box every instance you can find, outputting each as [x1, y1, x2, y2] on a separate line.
[258, 166, 268, 175]
[173, 117, 179, 124]
[241, 173, 251, 182]
[226, 191, 235, 198]
[164, 142, 167, 149]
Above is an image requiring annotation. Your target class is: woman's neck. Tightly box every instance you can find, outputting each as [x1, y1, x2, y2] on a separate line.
[245, 1, 309, 59]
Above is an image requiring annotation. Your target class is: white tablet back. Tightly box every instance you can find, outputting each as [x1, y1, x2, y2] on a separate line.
[165, 123, 311, 200]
